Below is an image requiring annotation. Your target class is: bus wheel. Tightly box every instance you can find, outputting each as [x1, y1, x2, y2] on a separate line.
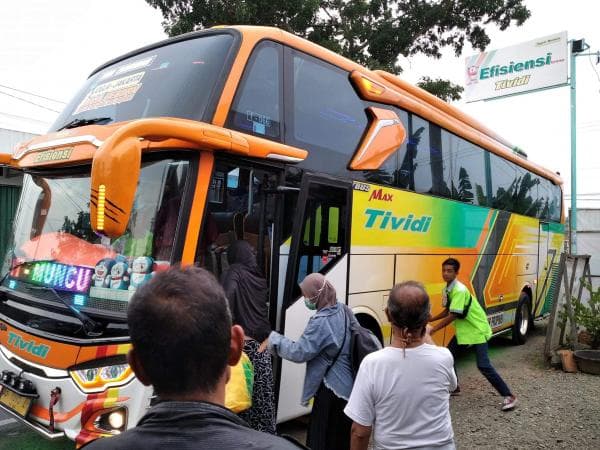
[356, 314, 383, 347]
[511, 293, 531, 345]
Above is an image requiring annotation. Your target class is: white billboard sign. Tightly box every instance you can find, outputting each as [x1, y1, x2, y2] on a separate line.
[465, 31, 568, 102]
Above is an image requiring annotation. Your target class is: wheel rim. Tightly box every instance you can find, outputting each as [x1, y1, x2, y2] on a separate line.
[519, 303, 530, 336]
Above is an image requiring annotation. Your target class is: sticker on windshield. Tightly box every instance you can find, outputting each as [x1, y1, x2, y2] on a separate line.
[114, 55, 156, 76]
[99, 55, 156, 80]
[74, 71, 145, 114]
[246, 110, 271, 135]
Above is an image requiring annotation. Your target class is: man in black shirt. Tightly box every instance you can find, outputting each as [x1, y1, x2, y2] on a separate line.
[84, 266, 302, 450]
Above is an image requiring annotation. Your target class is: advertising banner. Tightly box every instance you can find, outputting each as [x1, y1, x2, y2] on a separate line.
[465, 31, 568, 102]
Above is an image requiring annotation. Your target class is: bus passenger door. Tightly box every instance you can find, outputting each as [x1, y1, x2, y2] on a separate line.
[275, 175, 351, 423]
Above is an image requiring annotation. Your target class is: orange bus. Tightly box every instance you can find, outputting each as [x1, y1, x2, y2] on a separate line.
[0, 26, 563, 445]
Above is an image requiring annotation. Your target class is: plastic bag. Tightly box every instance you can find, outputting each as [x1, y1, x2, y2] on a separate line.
[225, 352, 254, 413]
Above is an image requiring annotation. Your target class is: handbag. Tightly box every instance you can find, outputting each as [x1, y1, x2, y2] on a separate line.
[326, 305, 382, 379]
[225, 351, 254, 413]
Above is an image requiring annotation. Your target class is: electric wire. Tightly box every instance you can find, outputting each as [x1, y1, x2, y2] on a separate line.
[0, 83, 66, 104]
[0, 89, 61, 113]
[588, 52, 600, 85]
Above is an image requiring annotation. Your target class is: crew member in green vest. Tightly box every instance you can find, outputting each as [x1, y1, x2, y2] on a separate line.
[428, 258, 517, 411]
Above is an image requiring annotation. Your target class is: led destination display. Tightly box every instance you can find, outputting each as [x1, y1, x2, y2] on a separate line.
[10, 261, 93, 294]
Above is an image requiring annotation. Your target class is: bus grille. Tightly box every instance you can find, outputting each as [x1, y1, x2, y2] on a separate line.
[8, 284, 127, 314]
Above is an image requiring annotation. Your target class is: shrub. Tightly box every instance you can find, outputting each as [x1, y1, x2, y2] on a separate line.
[572, 283, 600, 349]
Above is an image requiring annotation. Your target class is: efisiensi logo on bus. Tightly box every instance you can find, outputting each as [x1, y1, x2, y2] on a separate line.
[364, 208, 432, 233]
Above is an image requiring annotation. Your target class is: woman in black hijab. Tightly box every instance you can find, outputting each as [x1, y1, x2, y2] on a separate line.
[221, 240, 276, 433]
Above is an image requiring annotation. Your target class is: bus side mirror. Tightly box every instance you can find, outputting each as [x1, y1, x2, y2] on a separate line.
[349, 107, 406, 170]
[0, 152, 11, 165]
[90, 133, 142, 238]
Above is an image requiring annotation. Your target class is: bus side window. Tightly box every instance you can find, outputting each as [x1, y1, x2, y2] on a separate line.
[200, 164, 279, 279]
[412, 121, 451, 198]
[200, 166, 254, 277]
[295, 187, 346, 286]
[287, 48, 368, 176]
[226, 41, 283, 140]
[489, 152, 518, 211]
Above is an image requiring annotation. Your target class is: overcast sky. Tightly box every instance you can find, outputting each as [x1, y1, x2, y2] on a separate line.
[1, 0, 599, 206]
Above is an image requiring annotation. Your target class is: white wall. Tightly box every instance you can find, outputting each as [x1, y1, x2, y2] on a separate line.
[577, 209, 600, 276]
[0, 123, 40, 187]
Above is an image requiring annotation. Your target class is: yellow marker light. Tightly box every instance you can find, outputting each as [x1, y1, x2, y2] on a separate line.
[360, 77, 386, 96]
[97, 184, 106, 231]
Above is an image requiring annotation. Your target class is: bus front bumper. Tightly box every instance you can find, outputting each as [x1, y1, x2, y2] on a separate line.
[0, 344, 149, 446]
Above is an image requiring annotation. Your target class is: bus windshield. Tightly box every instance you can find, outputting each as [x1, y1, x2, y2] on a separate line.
[50, 33, 235, 131]
[0, 159, 189, 318]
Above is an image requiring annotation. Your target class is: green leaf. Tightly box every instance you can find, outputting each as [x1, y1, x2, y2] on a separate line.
[145, 0, 531, 101]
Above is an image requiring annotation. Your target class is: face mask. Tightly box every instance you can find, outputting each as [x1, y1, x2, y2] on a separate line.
[304, 298, 317, 310]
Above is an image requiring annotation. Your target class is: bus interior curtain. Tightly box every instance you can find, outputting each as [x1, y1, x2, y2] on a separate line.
[0, 185, 21, 260]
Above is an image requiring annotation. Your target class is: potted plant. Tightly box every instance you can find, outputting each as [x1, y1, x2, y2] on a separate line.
[572, 282, 600, 375]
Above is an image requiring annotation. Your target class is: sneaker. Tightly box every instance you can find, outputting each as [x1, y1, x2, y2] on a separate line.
[450, 386, 461, 396]
[502, 395, 518, 411]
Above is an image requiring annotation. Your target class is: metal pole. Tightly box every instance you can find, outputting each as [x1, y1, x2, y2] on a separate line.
[570, 42, 577, 254]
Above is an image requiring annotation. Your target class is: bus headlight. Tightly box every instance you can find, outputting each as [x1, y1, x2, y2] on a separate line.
[70, 363, 134, 393]
[100, 364, 129, 381]
[83, 406, 128, 435]
[108, 409, 126, 429]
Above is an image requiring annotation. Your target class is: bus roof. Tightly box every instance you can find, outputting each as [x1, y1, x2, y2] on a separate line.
[84, 25, 562, 187]
[225, 26, 563, 186]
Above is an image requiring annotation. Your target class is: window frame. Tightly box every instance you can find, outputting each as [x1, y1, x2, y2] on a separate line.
[225, 39, 284, 142]
[283, 45, 369, 173]
[360, 104, 562, 222]
[284, 174, 352, 308]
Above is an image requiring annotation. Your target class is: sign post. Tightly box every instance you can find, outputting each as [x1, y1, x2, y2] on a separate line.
[568, 39, 598, 254]
[464, 32, 600, 255]
[570, 41, 578, 254]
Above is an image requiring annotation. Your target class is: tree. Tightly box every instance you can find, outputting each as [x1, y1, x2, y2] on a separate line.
[146, 0, 530, 100]
[417, 77, 463, 102]
[450, 167, 474, 203]
[512, 172, 542, 217]
[61, 211, 96, 242]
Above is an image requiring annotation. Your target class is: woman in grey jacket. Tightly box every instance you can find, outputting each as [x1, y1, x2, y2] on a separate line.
[261, 273, 356, 450]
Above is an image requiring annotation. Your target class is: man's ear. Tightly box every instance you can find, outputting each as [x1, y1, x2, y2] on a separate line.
[228, 324, 244, 367]
[127, 348, 151, 386]
[385, 307, 392, 323]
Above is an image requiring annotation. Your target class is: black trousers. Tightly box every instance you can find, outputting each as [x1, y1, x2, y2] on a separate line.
[449, 340, 512, 397]
[307, 383, 352, 450]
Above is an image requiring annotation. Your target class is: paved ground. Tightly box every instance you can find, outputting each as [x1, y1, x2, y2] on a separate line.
[448, 321, 600, 449]
[278, 319, 600, 449]
[1, 320, 599, 449]
[0, 414, 71, 450]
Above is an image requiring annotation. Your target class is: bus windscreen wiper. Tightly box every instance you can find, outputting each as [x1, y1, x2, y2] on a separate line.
[25, 285, 104, 338]
[57, 116, 112, 131]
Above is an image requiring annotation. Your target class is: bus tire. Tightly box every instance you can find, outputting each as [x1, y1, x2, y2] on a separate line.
[511, 293, 531, 345]
[356, 313, 383, 347]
